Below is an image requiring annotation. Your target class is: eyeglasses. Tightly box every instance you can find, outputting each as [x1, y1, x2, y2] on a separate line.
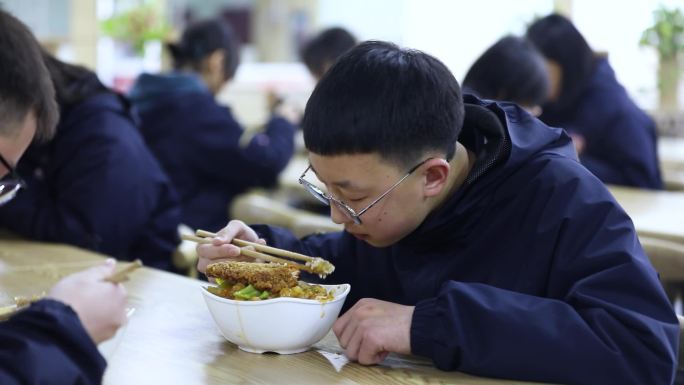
[0, 153, 26, 205]
[298, 158, 433, 225]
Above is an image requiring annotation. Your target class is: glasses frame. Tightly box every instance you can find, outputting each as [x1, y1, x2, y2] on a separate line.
[0, 153, 26, 205]
[298, 157, 433, 225]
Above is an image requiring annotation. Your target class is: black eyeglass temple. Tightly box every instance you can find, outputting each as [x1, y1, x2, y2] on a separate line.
[0, 153, 25, 189]
[0, 153, 13, 172]
[408, 157, 433, 174]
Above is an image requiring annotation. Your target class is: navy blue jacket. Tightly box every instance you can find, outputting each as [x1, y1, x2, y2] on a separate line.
[252, 97, 677, 385]
[539, 58, 662, 189]
[0, 90, 182, 271]
[0, 299, 105, 385]
[129, 73, 296, 232]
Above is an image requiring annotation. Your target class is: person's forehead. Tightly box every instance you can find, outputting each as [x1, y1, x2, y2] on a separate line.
[308, 153, 400, 188]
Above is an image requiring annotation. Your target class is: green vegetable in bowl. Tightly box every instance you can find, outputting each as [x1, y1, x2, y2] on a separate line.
[234, 284, 260, 300]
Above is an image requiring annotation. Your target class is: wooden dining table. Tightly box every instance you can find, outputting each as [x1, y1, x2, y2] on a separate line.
[608, 185, 684, 244]
[0, 239, 548, 385]
[659, 137, 684, 171]
[658, 137, 684, 190]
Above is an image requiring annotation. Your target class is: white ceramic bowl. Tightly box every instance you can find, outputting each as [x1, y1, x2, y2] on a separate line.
[201, 283, 350, 354]
[98, 307, 136, 359]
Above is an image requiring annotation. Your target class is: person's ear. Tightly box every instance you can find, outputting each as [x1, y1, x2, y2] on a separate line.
[421, 158, 450, 198]
[545, 59, 562, 102]
[204, 49, 225, 79]
[321, 60, 333, 75]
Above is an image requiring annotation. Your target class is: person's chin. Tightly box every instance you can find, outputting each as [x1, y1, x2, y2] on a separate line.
[357, 235, 393, 248]
[367, 239, 395, 248]
[348, 231, 369, 241]
[346, 229, 394, 247]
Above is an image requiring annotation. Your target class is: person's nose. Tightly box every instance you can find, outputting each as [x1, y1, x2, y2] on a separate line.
[329, 202, 354, 225]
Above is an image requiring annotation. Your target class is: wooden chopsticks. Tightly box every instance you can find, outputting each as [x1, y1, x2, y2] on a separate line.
[196, 230, 316, 263]
[180, 233, 315, 273]
[105, 259, 143, 283]
[183, 229, 335, 277]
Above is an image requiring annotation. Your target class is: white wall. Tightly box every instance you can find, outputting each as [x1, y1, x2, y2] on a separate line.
[316, 0, 684, 110]
[318, 0, 553, 87]
[573, 0, 684, 110]
[318, 0, 405, 43]
[401, 0, 552, 83]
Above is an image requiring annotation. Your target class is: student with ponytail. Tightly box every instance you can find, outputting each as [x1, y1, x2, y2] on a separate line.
[129, 19, 297, 232]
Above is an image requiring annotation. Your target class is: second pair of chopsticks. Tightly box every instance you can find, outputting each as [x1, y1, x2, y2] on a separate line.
[182, 230, 335, 276]
[0, 259, 143, 321]
[106, 259, 143, 283]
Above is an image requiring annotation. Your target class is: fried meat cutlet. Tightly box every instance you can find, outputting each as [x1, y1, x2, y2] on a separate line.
[206, 261, 299, 292]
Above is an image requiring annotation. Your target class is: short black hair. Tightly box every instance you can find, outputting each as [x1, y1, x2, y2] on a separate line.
[43, 51, 109, 108]
[168, 18, 240, 81]
[463, 35, 549, 107]
[0, 10, 57, 141]
[526, 14, 595, 116]
[303, 41, 463, 168]
[300, 27, 357, 79]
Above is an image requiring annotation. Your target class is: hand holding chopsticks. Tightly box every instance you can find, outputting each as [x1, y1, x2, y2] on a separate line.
[0, 259, 142, 322]
[183, 229, 335, 277]
[105, 259, 143, 283]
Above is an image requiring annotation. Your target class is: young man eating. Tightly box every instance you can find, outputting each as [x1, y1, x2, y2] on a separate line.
[197, 41, 677, 385]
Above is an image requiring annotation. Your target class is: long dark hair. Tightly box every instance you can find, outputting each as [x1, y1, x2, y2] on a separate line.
[167, 18, 240, 81]
[463, 35, 549, 107]
[526, 14, 596, 123]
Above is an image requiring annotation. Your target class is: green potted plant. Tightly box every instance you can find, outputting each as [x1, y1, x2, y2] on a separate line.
[640, 6, 684, 110]
[100, 1, 172, 57]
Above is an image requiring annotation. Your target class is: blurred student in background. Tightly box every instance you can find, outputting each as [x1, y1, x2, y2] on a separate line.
[527, 14, 662, 189]
[0, 10, 127, 384]
[129, 18, 297, 232]
[301, 27, 357, 81]
[0, 49, 182, 272]
[463, 35, 549, 117]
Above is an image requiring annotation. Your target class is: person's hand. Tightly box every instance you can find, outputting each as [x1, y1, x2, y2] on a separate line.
[569, 132, 586, 155]
[47, 259, 127, 344]
[266, 89, 283, 112]
[196, 220, 266, 274]
[273, 101, 302, 126]
[267, 89, 302, 125]
[333, 298, 414, 365]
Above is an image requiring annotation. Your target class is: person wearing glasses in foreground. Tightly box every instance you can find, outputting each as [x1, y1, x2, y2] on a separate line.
[0, 10, 128, 385]
[197, 41, 677, 384]
[0, 48, 182, 271]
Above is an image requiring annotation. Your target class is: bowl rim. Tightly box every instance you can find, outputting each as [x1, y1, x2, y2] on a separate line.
[200, 282, 351, 306]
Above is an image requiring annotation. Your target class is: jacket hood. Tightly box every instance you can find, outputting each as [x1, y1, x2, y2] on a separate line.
[399, 95, 577, 247]
[128, 72, 208, 112]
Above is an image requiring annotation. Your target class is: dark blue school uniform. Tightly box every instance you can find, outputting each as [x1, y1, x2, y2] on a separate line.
[250, 96, 677, 385]
[0, 299, 105, 385]
[0, 83, 182, 271]
[539, 58, 662, 189]
[129, 73, 296, 232]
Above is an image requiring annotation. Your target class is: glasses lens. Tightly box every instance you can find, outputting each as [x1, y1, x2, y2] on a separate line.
[0, 183, 21, 206]
[301, 181, 330, 205]
[330, 199, 362, 224]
